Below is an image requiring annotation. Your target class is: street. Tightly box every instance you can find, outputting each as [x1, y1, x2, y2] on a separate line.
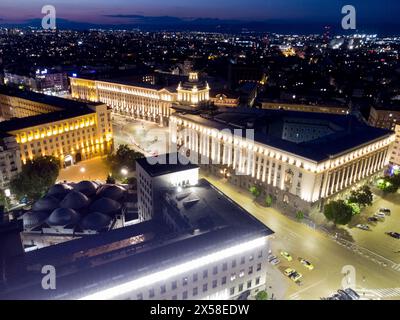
[201, 173, 400, 300]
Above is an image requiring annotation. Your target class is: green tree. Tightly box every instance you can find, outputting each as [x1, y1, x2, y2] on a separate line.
[296, 210, 305, 221]
[323, 200, 354, 225]
[105, 145, 144, 180]
[249, 186, 261, 198]
[256, 291, 268, 300]
[377, 177, 398, 193]
[348, 185, 373, 208]
[10, 156, 60, 202]
[265, 195, 273, 207]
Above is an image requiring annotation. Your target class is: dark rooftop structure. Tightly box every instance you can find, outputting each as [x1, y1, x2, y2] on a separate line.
[0, 176, 272, 300]
[136, 153, 199, 177]
[174, 108, 393, 162]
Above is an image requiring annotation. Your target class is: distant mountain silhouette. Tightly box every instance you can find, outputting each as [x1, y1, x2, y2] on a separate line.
[0, 16, 399, 35]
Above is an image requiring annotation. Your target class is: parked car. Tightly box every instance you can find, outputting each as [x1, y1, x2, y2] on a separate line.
[374, 212, 386, 219]
[386, 232, 400, 239]
[344, 288, 360, 300]
[284, 268, 302, 282]
[356, 224, 370, 231]
[368, 217, 379, 223]
[379, 208, 391, 215]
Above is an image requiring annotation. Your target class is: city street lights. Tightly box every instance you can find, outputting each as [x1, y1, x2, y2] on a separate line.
[121, 168, 129, 177]
[80, 167, 86, 174]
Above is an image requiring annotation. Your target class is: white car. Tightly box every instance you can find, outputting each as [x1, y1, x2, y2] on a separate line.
[374, 212, 385, 219]
[356, 224, 370, 231]
[268, 255, 281, 265]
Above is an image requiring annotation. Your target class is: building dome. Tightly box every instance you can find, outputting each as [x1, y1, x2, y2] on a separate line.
[74, 181, 98, 197]
[96, 185, 126, 201]
[47, 183, 73, 198]
[89, 198, 121, 216]
[47, 208, 80, 227]
[32, 195, 60, 212]
[22, 211, 50, 229]
[60, 191, 90, 210]
[80, 212, 112, 231]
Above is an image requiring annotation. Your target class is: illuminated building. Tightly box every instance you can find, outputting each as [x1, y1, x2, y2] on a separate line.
[0, 86, 113, 167]
[0, 155, 273, 300]
[70, 72, 210, 126]
[170, 108, 395, 212]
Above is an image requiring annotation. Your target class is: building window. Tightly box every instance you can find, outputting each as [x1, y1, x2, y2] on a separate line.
[193, 273, 198, 282]
[213, 266, 218, 275]
[258, 250, 263, 259]
[182, 277, 188, 286]
[230, 273, 236, 281]
[240, 256, 245, 265]
[137, 293, 143, 300]
[255, 277, 260, 285]
[193, 287, 198, 296]
[203, 270, 208, 279]
[257, 263, 262, 272]
[247, 280, 252, 289]
[160, 285, 166, 294]
[182, 291, 188, 300]
[212, 280, 218, 289]
[239, 270, 245, 278]
[232, 259, 236, 268]
[239, 283, 244, 292]
[149, 289, 155, 298]
[172, 281, 177, 290]
[222, 276, 227, 285]
[203, 283, 208, 292]
[222, 262, 228, 271]
[248, 266, 253, 275]
[230, 287, 235, 296]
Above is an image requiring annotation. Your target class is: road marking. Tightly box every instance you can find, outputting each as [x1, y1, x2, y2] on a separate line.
[391, 264, 400, 272]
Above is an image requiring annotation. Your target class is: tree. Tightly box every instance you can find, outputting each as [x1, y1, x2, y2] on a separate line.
[106, 174, 116, 184]
[323, 200, 354, 225]
[296, 210, 305, 221]
[10, 156, 60, 202]
[256, 291, 268, 300]
[265, 195, 273, 207]
[249, 186, 261, 198]
[105, 145, 144, 180]
[348, 185, 373, 208]
[377, 177, 398, 193]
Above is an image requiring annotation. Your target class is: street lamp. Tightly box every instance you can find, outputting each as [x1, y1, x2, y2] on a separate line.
[80, 167, 86, 174]
[121, 168, 129, 177]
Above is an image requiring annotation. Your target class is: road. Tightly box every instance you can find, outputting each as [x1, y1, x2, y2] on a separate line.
[201, 172, 400, 300]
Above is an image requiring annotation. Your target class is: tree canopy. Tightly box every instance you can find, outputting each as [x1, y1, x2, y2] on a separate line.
[105, 145, 144, 180]
[323, 200, 354, 225]
[348, 185, 373, 208]
[10, 156, 60, 202]
[249, 186, 261, 198]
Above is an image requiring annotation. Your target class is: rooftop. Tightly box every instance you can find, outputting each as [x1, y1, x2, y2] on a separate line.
[173, 108, 392, 162]
[136, 153, 199, 177]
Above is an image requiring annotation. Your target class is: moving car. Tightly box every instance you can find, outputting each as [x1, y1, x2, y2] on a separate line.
[280, 251, 293, 261]
[344, 288, 360, 300]
[356, 224, 370, 231]
[386, 232, 400, 239]
[284, 268, 302, 281]
[368, 217, 379, 223]
[299, 258, 314, 270]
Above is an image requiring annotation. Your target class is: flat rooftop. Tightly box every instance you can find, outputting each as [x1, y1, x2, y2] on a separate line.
[136, 153, 199, 177]
[174, 108, 393, 162]
[0, 178, 272, 300]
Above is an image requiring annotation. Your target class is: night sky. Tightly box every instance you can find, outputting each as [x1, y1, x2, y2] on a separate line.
[0, 0, 398, 26]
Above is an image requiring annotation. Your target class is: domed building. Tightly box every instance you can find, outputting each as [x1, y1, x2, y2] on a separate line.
[22, 211, 51, 230]
[96, 184, 126, 201]
[89, 198, 121, 216]
[74, 181, 98, 197]
[32, 195, 60, 212]
[47, 208, 80, 227]
[60, 191, 90, 211]
[47, 183, 73, 199]
[80, 212, 112, 232]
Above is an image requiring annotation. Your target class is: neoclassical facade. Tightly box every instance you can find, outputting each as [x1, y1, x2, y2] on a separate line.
[169, 109, 394, 211]
[70, 72, 210, 126]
